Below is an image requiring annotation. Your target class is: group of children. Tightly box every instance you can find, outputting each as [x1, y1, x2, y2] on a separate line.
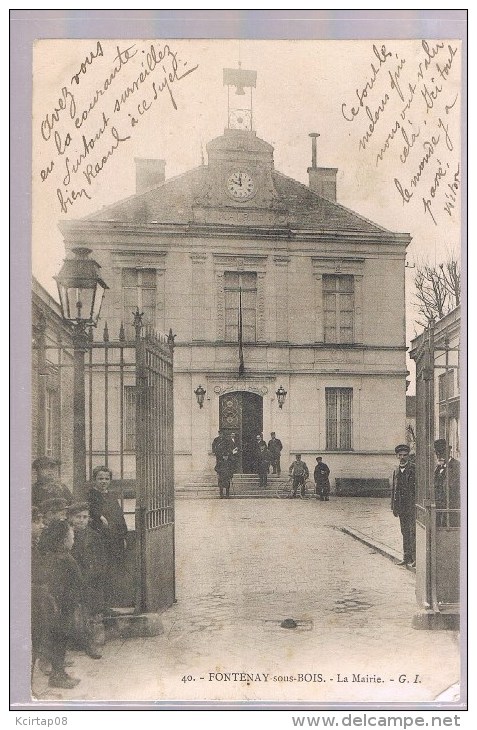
[31, 458, 128, 691]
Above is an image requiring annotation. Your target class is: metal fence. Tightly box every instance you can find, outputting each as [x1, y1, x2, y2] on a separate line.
[412, 316, 460, 615]
[34, 313, 175, 614]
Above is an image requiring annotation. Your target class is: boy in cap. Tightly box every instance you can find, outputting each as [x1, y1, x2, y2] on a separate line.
[391, 444, 416, 567]
[434, 439, 461, 527]
[68, 502, 107, 659]
[40, 497, 68, 526]
[32, 456, 72, 507]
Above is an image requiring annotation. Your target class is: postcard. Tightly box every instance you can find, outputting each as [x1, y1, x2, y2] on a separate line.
[11, 11, 466, 712]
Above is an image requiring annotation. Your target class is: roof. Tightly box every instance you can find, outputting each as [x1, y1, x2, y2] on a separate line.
[272, 171, 389, 233]
[85, 166, 208, 226]
[82, 137, 400, 237]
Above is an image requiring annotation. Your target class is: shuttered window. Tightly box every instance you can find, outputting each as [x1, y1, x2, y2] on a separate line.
[438, 369, 454, 402]
[122, 269, 156, 337]
[323, 275, 354, 344]
[326, 388, 353, 450]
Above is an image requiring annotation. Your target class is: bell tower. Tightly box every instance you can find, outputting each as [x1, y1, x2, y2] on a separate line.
[192, 65, 285, 221]
[223, 64, 257, 131]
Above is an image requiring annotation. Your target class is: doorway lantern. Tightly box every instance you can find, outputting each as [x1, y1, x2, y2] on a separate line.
[276, 385, 287, 409]
[194, 384, 206, 408]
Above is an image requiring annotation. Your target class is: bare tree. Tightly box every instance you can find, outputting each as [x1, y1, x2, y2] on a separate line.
[414, 256, 461, 327]
[439, 258, 461, 307]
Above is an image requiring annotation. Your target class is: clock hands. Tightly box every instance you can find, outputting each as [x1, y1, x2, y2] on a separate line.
[227, 172, 254, 199]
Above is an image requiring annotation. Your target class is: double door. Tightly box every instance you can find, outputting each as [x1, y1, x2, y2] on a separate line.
[219, 391, 263, 473]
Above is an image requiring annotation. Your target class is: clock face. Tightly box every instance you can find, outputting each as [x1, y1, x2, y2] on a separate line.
[226, 171, 256, 201]
[229, 109, 252, 130]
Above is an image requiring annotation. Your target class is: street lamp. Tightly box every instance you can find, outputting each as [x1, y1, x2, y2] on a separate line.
[54, 247, 108, 495]
[55, 247, 108, 327]
[194, 384, 206, 408]
[276, 385, 287, 409]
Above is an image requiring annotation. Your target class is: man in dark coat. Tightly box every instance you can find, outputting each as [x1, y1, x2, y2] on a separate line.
[252, 434, 267, 474]
[314, 456, 331, 501]
[229, 432, 240, 474]
[267, 432, 283, 476]
[32, 457, 73, 507]
[212, 430, 234, 498]
[88, 466, 128, 608]
[257, 442, 271, 488]
[391, 443, 416, 567]
[434, 439, 461, 527]
[212, 430, 224, 460]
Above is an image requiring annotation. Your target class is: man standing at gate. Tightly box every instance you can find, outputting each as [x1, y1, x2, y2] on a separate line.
[391, 444, 416, 567]
[434, 439, 460, 527]
[268, 432, 283, 476]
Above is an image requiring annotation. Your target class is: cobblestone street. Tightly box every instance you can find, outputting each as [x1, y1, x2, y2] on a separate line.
[32, 497, 460, 705]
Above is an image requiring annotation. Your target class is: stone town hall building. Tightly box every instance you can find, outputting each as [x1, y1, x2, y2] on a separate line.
[59, 68, 411, 490]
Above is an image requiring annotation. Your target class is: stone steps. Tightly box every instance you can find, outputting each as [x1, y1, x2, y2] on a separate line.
[176, 473, 290, 499]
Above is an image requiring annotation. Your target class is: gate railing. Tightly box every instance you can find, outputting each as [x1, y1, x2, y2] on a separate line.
[411, 314, 460, 614]
[134, 314, 175, 612]
[33, 314, 175, 613]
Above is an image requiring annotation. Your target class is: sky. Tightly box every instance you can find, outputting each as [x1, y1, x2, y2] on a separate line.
[32, 38, 462, 386]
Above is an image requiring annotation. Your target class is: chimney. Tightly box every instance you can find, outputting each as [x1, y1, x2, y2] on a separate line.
[307, 133, 337, 202]
[134, 158, 166, 194]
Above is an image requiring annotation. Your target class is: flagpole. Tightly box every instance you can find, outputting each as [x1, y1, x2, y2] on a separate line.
[238, 286, 245, 376]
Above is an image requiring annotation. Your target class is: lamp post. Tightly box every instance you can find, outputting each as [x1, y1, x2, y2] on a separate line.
[276, 385, 287, 409]
[194, 384, 206, 408]
[54, 247, 108, 495]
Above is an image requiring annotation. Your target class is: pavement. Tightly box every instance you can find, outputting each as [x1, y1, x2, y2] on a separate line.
[31, 496, 461, 707]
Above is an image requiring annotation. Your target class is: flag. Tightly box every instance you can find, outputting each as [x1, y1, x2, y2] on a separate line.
[238, 286, 245, 376]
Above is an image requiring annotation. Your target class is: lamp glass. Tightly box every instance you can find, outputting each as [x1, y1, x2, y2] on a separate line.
[55, 248, 108, 326]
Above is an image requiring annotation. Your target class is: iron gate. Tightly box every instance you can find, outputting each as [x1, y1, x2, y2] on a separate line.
[134, 323, 175, 613]
[85, 317, 175, 612]
[33, 309, 175, 614]
[412, 316, 460, 616]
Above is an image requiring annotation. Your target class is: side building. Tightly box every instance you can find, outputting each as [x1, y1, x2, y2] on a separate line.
[32, 277, 74, 487]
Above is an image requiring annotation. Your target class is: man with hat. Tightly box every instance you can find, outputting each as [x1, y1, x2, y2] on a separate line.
[267, 432, 283, 476]
[314, 456, 331, 501]
[32, 456, 73, 507]
[391, 443, 416, 567]
[434, 439, 460, 527]
[212, 430, 235, 498]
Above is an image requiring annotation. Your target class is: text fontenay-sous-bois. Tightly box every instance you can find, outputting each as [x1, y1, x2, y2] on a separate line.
[37, 41, 199, 215]
[341, 40, 460, 228]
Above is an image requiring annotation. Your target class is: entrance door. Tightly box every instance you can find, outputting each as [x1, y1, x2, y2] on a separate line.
[219, 392, 263, 473]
